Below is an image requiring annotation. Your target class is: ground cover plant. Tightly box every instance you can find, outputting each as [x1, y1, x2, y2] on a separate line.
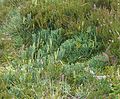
[0, 0, 120, 98]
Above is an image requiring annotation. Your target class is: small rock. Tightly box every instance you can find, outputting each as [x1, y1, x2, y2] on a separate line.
[94, 75, 107, 80]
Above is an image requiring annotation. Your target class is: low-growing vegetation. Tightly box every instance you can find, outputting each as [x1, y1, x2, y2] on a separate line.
[0, 0, 120, 98]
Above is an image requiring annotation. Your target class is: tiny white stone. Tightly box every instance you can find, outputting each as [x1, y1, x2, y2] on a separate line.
[95, 75, 107, 80]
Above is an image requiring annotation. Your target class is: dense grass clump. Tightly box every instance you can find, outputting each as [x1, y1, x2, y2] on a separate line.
[0, 0, 120, 98]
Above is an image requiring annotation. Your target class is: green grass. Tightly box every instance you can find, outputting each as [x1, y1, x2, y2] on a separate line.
[0, 0, 120, 98]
